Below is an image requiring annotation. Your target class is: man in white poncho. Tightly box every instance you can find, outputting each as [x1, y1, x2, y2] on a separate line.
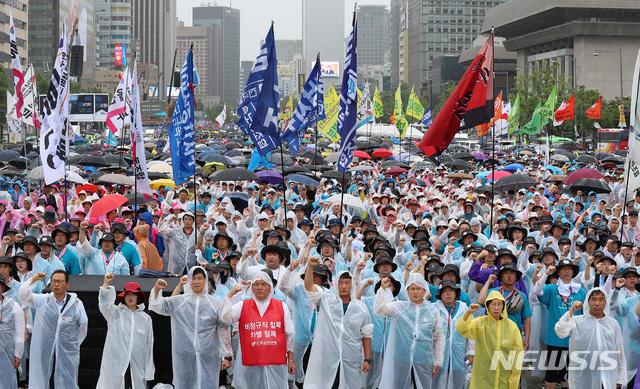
[555, 287, 626, 389]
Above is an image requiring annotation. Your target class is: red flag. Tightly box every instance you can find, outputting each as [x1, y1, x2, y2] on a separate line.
[418, 34, 492, 163]
[493, 91, 502, 123]
[586, 97, 601, 119]
[554, 94, 575, 122]
[389, 110, 395, 124]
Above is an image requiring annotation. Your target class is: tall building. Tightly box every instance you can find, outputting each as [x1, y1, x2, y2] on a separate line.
[389, 0, 405, 90]
[484, 0, 640, 101]
[0, 3, 28, 73]
[400, 0, 506, 98]
[177, 22, 218, 98]
[29, 0, 96, 85]
[303, 0, 345, 90]
[94, 0, 132, 69]
[131, 0, 176, 100]
[357, 5, 390, 88]
[276, 40, 302, 64]
[193, 5, 240, 105]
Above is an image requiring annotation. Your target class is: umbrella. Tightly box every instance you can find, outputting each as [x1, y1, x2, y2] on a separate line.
[6, 156, 30, 169]
[385, 167, 408, 175]
[24, 166, 84, 183]
[372, 149, 393, 158]
[256, 170, 283, 185]
[452, 152, 475, 161]
[547, 175, 567, 182]
[353, 150, 371, 159]
[210, 168, 259, 182]
[286, 173, 320, 188]
[486, 170, 511, 181]
[147, 172, 171, 180]
[148, 162, 173, 173]
[224, 142, 242, 150]
[200, 154, 234, 164]
[446, 172, 473, 179]
[325, 152, 340, 163]
[564, 168, 604, 185]
[77, 155, 117, 167]
[443, 159, 473, 171]
[550, 154, 570, 163]
[474, 184, 494, 194]
[124, 192, 148, 206]
[472, 152, 488, 160]
[569, 178, 611, 194]
[493, 174, 538, 193]
[268, 153, 294, 166]
[575, 154, 598, 164]
[448, 144, 468, 152]
[89, 193, 128, 218]
[299, 150, 326, 164]
[544, 165, 564, 175]
[557, 141, 581, 151]
[0, 150, 21, 161]
[202, 162, 226, 174]
[287, 165, 313, 174]
[221, 192, 249, 213]
[601, 156, 624, 164]
[96, 174, 135, 186]
[75, 183, 99, 194]
[326, 194, 366, 211]
[150, 179, 175, 190]
[503, 164, 525, 173]
[350, 165, 375, 172]
[225, 149, 244, 158]
[321, 170, 351, 180]
[594, 152, 613, 160]
[518, 150, 534, 156]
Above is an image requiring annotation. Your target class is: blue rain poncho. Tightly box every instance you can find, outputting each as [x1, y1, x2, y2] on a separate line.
[555, 287, 627, 389]
[18, 280, 88, 389]
[304, 270, 374, 389]
[96, 286, 154, 389]
[373, 273, 445, 389]
[149, 266, 232, 389]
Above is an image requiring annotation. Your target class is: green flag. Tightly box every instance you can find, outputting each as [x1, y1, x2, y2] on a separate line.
[536, 85, 557, 126]
[374, 87, 384, 118]
[394, 86, 409, 137]
[507, 93, 520, 136]
[405, 86, 425, 119]
[520, 100, 543, 135]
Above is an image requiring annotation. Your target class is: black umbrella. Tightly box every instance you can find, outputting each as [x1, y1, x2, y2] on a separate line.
[299, 150, 326, 164]
[493, 174, 538, 193]
[303, 164, 332, 172]
[147, 172, 171, 180]
[321, 170, 351, 180]
[440, 155, 455, 163]
[557, 142, 581, 151]
[287, 165, 313, 174]
[224, 142, 242, 150]
[601, 156, 624, 165]
[124, 192, 148, 206]
[474, 184, 494, 194]
[381, 160, 411, 170]
[569, 178, 611, 194]
[89, 171, 105, 180]
[199, 154, 234, 164]
[449, 144, 469, 152]
[575, 154, 598, 164]
[0, 150, 21, 160]
[452, 152, 474, 161]
[74, 145, 95, 154]
[209, 168, 259, 182]
[594, 152, 613, 160]
[220, 191, 249, 213]
[443, 159, 473, 171]
[268, 153, 294, 166]
[6, 157, 29, 169]
[318, 141, 331, 148]
[77, 155, 115, 167]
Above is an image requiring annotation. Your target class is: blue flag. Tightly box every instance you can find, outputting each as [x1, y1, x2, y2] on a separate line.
[337, 12, 358, 174]
[421, 107, 433, 127]
[105, 131, 118, 146]
[282, 57, 325, 155]
[237, 25, 281, 156]
[247, 148, 275, 171]
[169, 47, 196, 186]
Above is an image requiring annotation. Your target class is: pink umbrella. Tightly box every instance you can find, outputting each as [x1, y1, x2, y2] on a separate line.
[486, 170, 511, 181]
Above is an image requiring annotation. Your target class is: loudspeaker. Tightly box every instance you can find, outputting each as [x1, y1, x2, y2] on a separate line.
[173, 71, 181, 87]
[70, 45, 84, 77]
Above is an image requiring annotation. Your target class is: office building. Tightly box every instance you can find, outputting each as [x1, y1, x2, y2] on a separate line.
[1, 2, 28, 74]
[95, 0, 131, 69]
[357, 5, 390, 89]
[276, 39, 302, 64]
[177, 22, 218, 97]
[483, 0, 640, 101]
[193, 5, 240, 105]
[131, 0, 176, 100]
[303, 0, 345, 90]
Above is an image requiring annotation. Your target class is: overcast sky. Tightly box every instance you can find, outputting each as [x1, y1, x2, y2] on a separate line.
[177, 0, 390, 61]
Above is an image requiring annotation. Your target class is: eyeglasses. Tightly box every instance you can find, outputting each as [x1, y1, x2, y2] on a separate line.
[50, 280, 67, 284]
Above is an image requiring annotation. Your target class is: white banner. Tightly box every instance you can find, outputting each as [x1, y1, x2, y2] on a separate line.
[129, 60, 153, 195]
[6, 91, 21, 139]
[9, 10, 24, 120]
[21, 64, 40, 129]
[39, 25, 69, 185]
[215, 104, 226, 128]
[106, 67, 129, 135]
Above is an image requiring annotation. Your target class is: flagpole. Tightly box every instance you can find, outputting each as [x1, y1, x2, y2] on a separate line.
[188, 44, 198, 250]
[489, 29, 495, 231]
[133, 53, 138, 219]
[64, 18, 79, 222]
[314, 53, 320, 175]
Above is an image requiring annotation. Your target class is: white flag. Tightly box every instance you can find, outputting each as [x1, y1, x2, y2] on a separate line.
[39, 25, 70, 185]
[626, 48, 640, 193]
[6, 91, 21, 139]
[21, 64, 41, 129]
[9, 10, 24, 120]
[106, 68, 129, 135]
[356, 86, 374, 130]
[496, 102, 511, 136]
[215, 104, 227, 128]
[129, 60, 153, 195]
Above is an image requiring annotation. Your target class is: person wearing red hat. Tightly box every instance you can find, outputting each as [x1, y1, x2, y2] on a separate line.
[97, 273, 154, 389]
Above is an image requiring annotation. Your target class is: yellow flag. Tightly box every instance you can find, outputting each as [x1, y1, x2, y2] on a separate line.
[394, 86, 409, 137]
[405, 86, 425, 119]
[317, 85, 341, 142]
[357, 87, 363, 109]
[374, 87, 384, 118]
[281, 96, 292, 121]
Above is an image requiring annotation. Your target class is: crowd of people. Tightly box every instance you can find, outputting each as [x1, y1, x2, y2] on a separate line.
[1, 143, 640, 389]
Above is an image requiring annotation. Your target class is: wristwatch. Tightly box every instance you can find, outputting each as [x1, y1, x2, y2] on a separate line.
[364, 358, 372, 364]
[224, 356, 233, 362]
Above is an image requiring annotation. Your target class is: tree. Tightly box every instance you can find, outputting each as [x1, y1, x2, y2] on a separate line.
[434, 81, 457, 117]
[0, 66, 9, 125]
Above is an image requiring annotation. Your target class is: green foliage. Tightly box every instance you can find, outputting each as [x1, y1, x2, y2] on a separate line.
[434, 81, 457, 117]
[0, 66, 8, 125]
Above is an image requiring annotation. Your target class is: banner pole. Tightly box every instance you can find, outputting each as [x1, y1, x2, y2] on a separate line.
[280, 143, 288, 231]
[314, 53, 320, 173]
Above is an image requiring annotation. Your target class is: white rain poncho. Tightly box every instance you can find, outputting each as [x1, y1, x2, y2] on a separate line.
[96, 286, 154, 389]
[220, 271, 294, 389]
[611, 291, 640, 383]
[360, 286, 392, 389]
[433, 299, 474, 389]
[373, 273, 445, 389]
[18, 281, 88, 389]
[304, 270, 374, 389]
[149, 266, 232, 389]
[0, 295, 25, 389]
[555, 287, 627, 389]
[160, 225, 197, 274]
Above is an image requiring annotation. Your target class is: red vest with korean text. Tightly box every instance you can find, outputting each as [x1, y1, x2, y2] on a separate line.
[239, 298, 287, 366]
